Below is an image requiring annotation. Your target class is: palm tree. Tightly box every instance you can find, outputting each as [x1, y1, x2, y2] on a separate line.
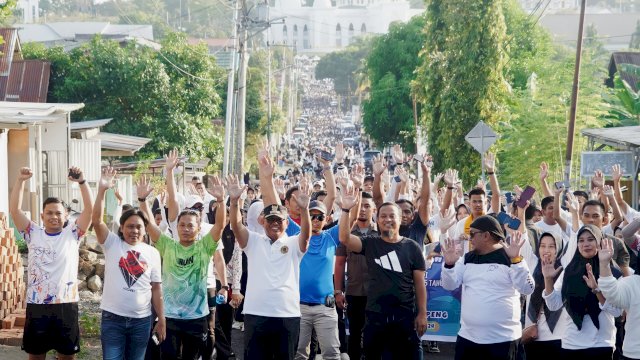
[608, 64, 640, 125]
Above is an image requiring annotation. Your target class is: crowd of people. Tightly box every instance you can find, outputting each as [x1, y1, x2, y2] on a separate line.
[8, 65, 640, 360]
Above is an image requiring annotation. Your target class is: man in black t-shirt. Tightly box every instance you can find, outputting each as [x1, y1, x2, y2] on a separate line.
[339, 191, 427, 360]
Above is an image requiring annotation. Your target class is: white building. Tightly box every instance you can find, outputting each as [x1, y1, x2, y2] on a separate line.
[268, 0, 423, 53]
[16, 0, 39, 24]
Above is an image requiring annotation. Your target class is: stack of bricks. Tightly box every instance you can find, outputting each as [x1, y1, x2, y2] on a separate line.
[0, 212, 26, 346]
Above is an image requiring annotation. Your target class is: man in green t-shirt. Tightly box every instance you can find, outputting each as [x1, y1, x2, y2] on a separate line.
[139, 150, 227, 360]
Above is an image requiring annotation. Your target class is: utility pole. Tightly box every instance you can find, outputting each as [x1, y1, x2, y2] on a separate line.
[223, 0, 240, 177]
[564, 0, 587, 184]
[234, 12, 249, 175]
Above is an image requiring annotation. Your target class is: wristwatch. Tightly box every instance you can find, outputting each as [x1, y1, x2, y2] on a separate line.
[334, 290, 344, 296]
[592, 287, 602, 294]
[220, 285, 229, 291]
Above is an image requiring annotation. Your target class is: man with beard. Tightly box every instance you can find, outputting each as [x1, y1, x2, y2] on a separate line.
[339, 188, 427, 359]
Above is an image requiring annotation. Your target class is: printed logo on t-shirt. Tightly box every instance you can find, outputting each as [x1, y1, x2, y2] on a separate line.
[119, 251, 148, 288]
[373, 251, 403, 272]
[177, 255, 194, 267]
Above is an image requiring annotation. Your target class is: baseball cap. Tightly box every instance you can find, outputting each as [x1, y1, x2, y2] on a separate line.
[308, 200, 327, 214]
[184, 194, 204, 209]
[262, 204, 288, 220]
[470, 215, 505, 241]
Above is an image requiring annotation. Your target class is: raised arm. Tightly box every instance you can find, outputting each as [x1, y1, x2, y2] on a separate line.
[164, 149, 181, 223]
[372, 155, 386, 209]
[621, 216, 640, 248]
[92, 167, 118, 244]
[68, 166, 93, 233]
[206, 175, 227, 241]
[318, 150, 336, 213]
[441, 169, 456, 218]
[416, 158, 432, 226]
[552, 187, 569, 233]
[603, 185, 623, 231]
[484, 152, 500, 214]
[9, 167, 33, 232]
[539, 162, 553, 198]
[611, 164, 630, 215]
[257, 140, 279, 207]
[292, 178, 311, 253]
[136, 175, 161, 242]
[338, 186, 363, 252]
[228, 175, 249, 249]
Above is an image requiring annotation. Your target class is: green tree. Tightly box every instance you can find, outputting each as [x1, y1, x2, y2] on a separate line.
[22, 34, 226, 167]
[606, 64, 640, 125]
[315, 37, 374, 98]
[362, 14, 426, 151]
[415, 0, 509, 184]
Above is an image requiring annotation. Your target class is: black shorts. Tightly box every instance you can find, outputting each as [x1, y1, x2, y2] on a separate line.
[22, 302, 80, 355]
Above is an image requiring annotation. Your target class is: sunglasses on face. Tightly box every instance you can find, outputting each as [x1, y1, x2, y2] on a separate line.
[311, 214, 326, 221]
[266, 217, 285, 224]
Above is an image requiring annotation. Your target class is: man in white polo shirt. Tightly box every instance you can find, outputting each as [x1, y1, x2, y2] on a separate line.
[228, 144, 311, 360]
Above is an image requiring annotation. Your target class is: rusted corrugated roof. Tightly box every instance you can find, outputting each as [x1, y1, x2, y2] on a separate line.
[4, 60, 50, 103]
[0, 28, 20, 77]
[607, 51, 640, 91]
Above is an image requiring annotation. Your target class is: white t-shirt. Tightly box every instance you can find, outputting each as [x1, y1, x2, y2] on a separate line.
[242, 231, 305, 317]
[22, 222, 83, 304]
[100, 232, 162, 318]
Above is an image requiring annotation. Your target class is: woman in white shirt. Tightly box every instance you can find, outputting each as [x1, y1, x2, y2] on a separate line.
[542, 224, 623, 360]
[521, 232, 565, 359]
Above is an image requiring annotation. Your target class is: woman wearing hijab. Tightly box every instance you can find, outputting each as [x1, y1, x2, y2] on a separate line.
[543, 224, 623, 360]
[521, 232, 564, 358]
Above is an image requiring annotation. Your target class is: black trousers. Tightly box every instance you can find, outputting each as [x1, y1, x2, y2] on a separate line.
[363, 311, 422, 360]
[346, 295, 367, 360]
[561, 347, 614, 360]
[524, 339, 562, 360]
[454, 336, 519, 360]
[244, 314, 300, 360]
[161, 317, 208, 360]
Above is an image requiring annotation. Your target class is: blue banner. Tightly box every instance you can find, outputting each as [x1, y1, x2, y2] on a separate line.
[421, 256, 462, 342]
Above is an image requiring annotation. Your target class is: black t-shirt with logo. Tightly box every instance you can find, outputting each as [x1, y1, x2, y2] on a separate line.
[360, 235, 426, 315]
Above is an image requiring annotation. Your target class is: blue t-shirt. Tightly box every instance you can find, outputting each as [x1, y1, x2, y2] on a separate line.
[286, 216, 301, 236]
[299, 224, 340, 304]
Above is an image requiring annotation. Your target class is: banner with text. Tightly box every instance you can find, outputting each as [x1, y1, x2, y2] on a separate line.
[421, 256, 462, 342]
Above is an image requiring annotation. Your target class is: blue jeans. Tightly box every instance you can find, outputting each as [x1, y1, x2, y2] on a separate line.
[101, 310, 153, 360]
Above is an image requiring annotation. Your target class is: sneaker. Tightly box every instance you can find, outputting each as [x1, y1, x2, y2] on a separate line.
[232, 321, 244, 330]
[428, 341, 440, 353]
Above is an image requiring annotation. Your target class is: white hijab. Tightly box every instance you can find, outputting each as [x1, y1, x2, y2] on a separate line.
[247, 200, 265, 235]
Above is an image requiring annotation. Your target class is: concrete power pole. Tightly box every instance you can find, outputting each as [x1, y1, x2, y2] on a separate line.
[233, 0, 249, 175]
[222, 0, 240, 177]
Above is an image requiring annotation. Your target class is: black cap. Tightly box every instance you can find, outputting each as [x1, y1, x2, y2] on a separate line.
[308, 200, 327, 214]
[470, 215, 505, 241]
[262, 204, 288, 220]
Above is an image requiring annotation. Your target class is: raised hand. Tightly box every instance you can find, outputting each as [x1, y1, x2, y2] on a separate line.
[539, 162, 549, 180]
[350, 163, 365, 189]
[443, 238, 460, 266]
[207, 175, 225, 200]
[292, 180, 311, 210]
[68, 166, 85, 183]
[439, 208, 457, 233]
[18, 167, 33, 181]
[372, 154, 386, 176]
[514, 185, 523, 200]
[611, 164, 623, 183]
[590, 187, 601, 201]
[541, 256, 562, 279]
[501, 231, 525, 259]
[99, 167, 117, 189]
[335, 142, 345, 163]
[565, 192, 579, 213]
[592, 170, 605, 189]
[599, 237, 614, 264]
[257, 138, 270, 161]
[258, 148, 275, 176]
[274, 177, 286, 198]
[433, 172, 444, 187]
[164, 149, 180, 172]
[602, 184, 614, 197]
[583, 263, 598, 290]
[484, 152, 496, 173]
[135, 175, 153, 200]
[226, 175, 247, 201]
[443, 169, 458, 187]
[340, 185, 358, 210]
[395, 166, 409, 183]
[392, 144, 405, 164]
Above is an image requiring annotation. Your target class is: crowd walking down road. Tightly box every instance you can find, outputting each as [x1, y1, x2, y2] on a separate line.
[4, 59, 640, 360]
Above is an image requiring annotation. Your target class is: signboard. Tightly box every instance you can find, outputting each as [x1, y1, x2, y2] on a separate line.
[421, 256, 462, 342]
[465, 121, 498, 154]
[580, 151, 635, 177]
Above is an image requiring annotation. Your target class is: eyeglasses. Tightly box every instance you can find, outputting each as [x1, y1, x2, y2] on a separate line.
[311, 214, 326, 221]
[266, 217, 285, 224]
[469, 230, 485, 238]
